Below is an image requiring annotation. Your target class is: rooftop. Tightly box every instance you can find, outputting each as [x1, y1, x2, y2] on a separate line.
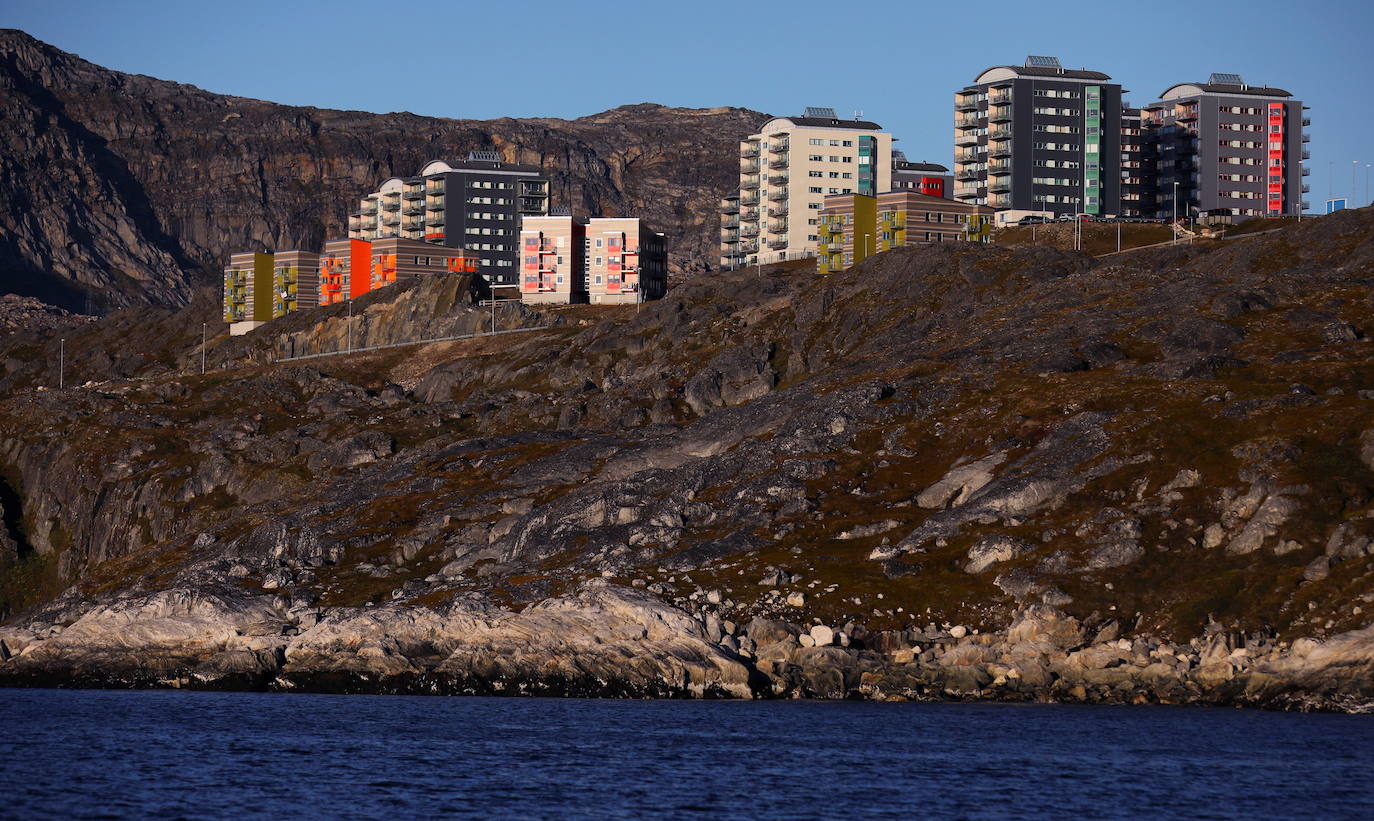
[972, 56, 1112, 85]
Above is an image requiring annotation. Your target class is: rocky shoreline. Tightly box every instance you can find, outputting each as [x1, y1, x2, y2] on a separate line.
[3, 582, 1372, 711]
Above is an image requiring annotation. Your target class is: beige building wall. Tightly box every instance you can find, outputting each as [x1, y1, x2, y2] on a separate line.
[520, 215, 587, 305]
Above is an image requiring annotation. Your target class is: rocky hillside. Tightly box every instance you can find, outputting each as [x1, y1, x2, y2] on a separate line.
[2, 210, 1374, 708]
[0, 29, 760, 312]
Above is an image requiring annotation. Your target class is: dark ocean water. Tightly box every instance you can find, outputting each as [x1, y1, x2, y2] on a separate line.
[2, 689, 1373, 820]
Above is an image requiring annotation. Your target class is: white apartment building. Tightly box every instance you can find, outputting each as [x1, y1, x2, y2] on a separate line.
[720, 107, 892, 269]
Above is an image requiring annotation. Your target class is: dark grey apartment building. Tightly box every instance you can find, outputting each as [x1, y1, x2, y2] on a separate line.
[1142, 74, 1308, 219]
[349, 150, 549, 289]
[953, 56, 1125, 221]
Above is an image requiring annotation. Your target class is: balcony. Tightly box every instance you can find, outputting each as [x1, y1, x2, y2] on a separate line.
[403, 188, 425, 200]
[768, 237, 788, 250]
[767, 188, 788, 202]
[740, 159, 760, 174]
[956, 97, 979, 112]
[360, 203, 377, 215]
[955, 149, 982, 163]
[381, 201, 400, 212]
[989, 141, 1013, 158]
[520, 183, 548, 197]
[721, 230, 740, 243]
[989, 180, 1012, 193]
[956, 113, 982, 129]
[741, 225, 759, 237]
[771, 139, 790, 153]
[989, 105, 1013, 122]
[956, 167, 983, 181]
[989, 126, 1013, 140]
[1301, 166, 1311, 176]
[1302, 183, 1311, 193]
[1301, 150, 1311, 160]
[988, 160, 1012, 175]
[741, 198, 760, 211]
[427, 201, 445, 211]
[426, 182, 445, 194]
[740, 144, 760, 158]
[768, 205, 788, 218]
[740, 240, 759, 253]
[1302, 117, 1311, 127]
[722, 215, 740, 228]
[402, 221, 424, 232]
[741, 176, 761, 191]
[1301, 133, 1310, 143]
[990, 194, 1012, 208]
[988, 88, 1012, 105]
[721, 199, 741, 214]
[429, 215, 445, 226]
[403, 205, 424, 216]
[769, 174, 788, 187]
[768, 220, 787, 234]
[381, 215, 400, 226]
[1176, 106, 1199, 122]
[769, 156, 789, 170]
[955, 131, 981, 147]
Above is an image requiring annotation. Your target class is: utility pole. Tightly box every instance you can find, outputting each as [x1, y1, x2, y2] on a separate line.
[58, 338, 64, 390]
[201, 323, 207, 375]
[346, 298, 353, 353]
[490, 296, 496, 333]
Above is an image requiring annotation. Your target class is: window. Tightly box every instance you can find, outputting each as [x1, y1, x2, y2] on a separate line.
[808, 170, 822, 177]
[809, 138, 824, 145]
[809, 154, 823, 162]
[829, 156, 841, 162]
[595, 257, 603, 265]
[808, 186, 822, 193]
[842, 140, 853, 147]
[841, 156, 853, 163]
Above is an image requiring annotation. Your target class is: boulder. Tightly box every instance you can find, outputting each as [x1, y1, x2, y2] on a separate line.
[809, 625, 835, 647]
[964, 535, 1034, 574]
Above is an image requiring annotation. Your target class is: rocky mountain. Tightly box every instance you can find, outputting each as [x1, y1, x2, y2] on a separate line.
[2, 209, 1374, 707]
[0, 29, 760, 312]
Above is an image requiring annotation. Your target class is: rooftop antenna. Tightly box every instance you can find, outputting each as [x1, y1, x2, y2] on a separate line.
[854, 110, 863, 120]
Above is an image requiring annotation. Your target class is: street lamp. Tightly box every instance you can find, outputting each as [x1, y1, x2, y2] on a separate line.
[346, 298, 353, 353]
[201, 322, 207, 375]
[58, 337, 65, 390]
[1172, 181, 1179, 245]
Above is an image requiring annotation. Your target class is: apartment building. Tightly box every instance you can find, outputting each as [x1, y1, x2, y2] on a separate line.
[892, 152, 952, 199]
[319, 239, 371, 306]
[721, 107, 893, 269]
[585, 218, 667, 305]
[817, 192, 994, 274]
[272, 250, 320, 317]
[223, 251, 274, 334]
[954, 56, 1125, 223]
[1120, 108, 1147, 217]
[367, 237, 476, 291]
[348, 151, 550, 290]
[1141, 74, 1308, 219]
[520, 212, 588, 304]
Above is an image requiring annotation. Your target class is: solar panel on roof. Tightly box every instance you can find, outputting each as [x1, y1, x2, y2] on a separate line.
[803, 106, 838, 119]
[1209, 73, 1244, 85]
[467, 150, 503, 162]
[1026, 55, 1061, 68]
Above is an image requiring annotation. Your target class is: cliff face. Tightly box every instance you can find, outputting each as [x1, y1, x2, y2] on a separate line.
[0, 29, 762, 312]
[2, 210, 1374, 706]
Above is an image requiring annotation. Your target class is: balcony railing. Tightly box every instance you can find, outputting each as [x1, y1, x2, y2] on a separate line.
[741, 225, 759, 237]
[721, 230, 740, 243]
[741, 176, 760, 190]
[768, 237, 788, 250]
[1301, 133, 1310, 142]
[381, 201, 400, 212]
[771, 139, 789, 153]
[989, 180, 1012, 193]
[741, 240, 759, 253]
[769, 174, 788, 187]
[955, 167, 982, 180]
[768, 206, 788, 218]
[429, 215, 445, 226]
[721, 200, 741, 214]
[956, 113, 982, 128]
[741, 160, 760, 174]
[426, 182, 445, 194]
[989, 126, 1013, 140]
[768, 220, 787, 234]
[427, 201, 445, 211]
[955, 149, 982, 163]
[989, 90, 1012, 105]
[403, 205, 424, 216]
[1301, 150, 1311, 160]
[1301, 166, 1311, 175]
[955, 97, 979, 112]
[740, 144, 760, 158]
[769, 156, 789, 169]
[360, 204, 377, 215]
[989, 106, 1013, 122]
[1302, 117, 1311, 127]
[988, 161, 1012, 174]
[989, 141, 1013, 158]
[767, 188, 788, 201]
[955, 131, 981, 146]
[722, 215, 740, 228]
[403, 188, 425, 200]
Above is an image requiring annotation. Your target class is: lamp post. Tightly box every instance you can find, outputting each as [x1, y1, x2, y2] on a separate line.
[346, 298, 353, 353]
[1172, 181, 1179, 245]
[58, 337, 64, 390]
[201, 323, 206, 375]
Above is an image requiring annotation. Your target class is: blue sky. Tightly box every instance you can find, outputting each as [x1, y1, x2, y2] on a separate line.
[6, 0, 1374, 208]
